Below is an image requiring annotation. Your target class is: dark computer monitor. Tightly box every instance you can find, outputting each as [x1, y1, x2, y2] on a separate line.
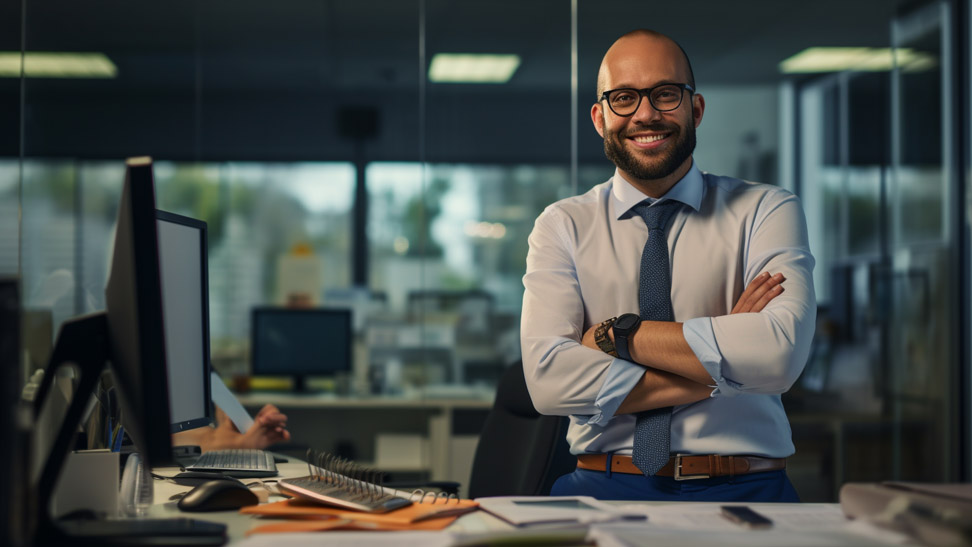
[156, 210, 213, 433]
[251, 307, 352, 392]
[31, 157, 224, 544]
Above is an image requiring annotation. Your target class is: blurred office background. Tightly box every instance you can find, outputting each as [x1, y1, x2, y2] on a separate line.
[2, 0, 971, 502]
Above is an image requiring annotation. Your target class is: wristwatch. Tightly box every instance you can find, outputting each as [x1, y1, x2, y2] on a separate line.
[593, 317, 618, 357]
[612, 313, 641, 361]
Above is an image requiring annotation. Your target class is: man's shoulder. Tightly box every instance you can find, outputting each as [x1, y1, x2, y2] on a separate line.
[701, 172, 796, 205]
[540, 179, 612, 219]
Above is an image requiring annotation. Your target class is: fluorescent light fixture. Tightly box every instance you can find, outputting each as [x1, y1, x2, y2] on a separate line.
[779, 47, 937, 73]
[428, 53, 520, 83]
[0, 52, 118, 78]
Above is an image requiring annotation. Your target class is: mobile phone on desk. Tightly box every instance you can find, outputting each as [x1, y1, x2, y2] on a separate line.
[720, 505, 773, 529]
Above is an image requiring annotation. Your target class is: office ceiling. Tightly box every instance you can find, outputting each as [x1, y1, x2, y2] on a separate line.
[13, 0, 904, 92]
[0, 0, 914, 161]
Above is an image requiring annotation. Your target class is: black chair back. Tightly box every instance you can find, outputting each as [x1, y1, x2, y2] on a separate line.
[467, 360, 576, 498]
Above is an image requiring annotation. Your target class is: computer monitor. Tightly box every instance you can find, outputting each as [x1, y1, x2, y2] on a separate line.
[156, 210, 213, 433]
[251, 307, 352, 392]
[31, 157, 224, 543]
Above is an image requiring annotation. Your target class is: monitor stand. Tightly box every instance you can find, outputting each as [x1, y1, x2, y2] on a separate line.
[31, 313, 227, 546]
[292, 375, 309, 393]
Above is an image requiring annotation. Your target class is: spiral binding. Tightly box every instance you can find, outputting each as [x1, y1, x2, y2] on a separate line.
[302, 448, 458, 505]
[305, 448, 387, 502]
[410, 489, 459, 505]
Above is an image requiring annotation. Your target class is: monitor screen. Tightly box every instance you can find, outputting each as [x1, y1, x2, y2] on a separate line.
[104, 156, 173, 468]
[157, 210, 212, 433]
[251, 307, 352, 385]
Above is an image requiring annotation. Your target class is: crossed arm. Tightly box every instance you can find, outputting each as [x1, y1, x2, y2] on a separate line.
[579, 272, 785, 415]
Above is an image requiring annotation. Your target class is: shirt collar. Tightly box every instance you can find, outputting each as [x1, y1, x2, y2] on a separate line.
[611, 161, 704, 219]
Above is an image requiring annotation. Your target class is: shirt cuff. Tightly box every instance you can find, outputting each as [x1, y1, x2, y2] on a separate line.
[576, 357, 645, 426]
[682, 317, 741, 397]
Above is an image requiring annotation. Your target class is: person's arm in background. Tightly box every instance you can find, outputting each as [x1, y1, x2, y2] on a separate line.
[172, 403, 290, 451]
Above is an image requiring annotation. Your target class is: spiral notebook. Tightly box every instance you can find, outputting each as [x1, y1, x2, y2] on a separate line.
[253, 450, 479, 531]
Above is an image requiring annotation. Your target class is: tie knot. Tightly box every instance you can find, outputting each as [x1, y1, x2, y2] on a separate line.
[633, 200, 682, 231]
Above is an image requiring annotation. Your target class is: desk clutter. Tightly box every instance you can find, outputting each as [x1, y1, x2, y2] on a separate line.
[245, 449, 479, 534]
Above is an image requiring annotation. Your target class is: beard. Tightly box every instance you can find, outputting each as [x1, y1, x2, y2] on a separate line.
[603, 119, 696, 181]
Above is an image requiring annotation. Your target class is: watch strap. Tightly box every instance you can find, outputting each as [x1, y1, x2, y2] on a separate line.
[594, 317, 619, 357]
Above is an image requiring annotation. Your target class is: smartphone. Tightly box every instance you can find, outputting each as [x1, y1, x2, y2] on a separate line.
[720, 505, 773, 529]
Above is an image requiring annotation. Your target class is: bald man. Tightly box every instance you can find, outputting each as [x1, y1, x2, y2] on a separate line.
[520, 30, 815, 501]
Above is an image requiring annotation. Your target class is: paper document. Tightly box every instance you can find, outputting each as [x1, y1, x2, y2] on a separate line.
[589, 503, 911, 547]
[210, 371, 254, 432]
[476, 496, 646, 526]
[617, 502, 847, 532]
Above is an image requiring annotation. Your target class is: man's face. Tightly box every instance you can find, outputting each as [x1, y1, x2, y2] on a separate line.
[592, 35, 704, 186]
[600, 97, 696, 181]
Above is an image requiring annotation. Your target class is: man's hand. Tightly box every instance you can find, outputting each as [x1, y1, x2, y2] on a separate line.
[731, 271, 785, 314]
[581, 271, 785, 351]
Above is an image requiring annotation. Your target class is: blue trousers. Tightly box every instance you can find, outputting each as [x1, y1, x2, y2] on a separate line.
[550, 468, 800, 502]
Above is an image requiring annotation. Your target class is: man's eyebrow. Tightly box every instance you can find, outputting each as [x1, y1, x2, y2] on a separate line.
[607, 79, 683, 90]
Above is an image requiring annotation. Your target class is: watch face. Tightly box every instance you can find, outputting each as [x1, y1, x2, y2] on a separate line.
[614, 313, 640, 330]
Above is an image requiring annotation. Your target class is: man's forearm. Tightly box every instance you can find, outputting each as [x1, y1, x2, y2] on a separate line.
[626, 320, 713, 384]
[616, 367, 711, 414]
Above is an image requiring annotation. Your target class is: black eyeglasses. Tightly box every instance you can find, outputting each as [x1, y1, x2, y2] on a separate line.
[599, 83, 695, 116]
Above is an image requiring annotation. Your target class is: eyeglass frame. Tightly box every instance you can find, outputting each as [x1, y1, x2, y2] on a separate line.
[598, 83, 696, 117]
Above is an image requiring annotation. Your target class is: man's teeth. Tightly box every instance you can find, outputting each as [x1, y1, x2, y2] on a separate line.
[633, 134, 666, 144]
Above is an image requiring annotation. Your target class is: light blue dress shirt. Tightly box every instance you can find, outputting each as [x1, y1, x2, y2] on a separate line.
[520, 163, 816, 457]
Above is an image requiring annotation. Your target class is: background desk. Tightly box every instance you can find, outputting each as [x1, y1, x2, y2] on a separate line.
[236, 393, 493, 494]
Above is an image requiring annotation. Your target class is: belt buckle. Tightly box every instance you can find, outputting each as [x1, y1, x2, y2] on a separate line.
[673, 454, 710, 481]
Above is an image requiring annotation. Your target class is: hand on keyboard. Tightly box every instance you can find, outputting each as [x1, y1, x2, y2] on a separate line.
[214, 404, 290, 450]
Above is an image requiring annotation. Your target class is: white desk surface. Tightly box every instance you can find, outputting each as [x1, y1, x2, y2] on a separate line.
[150, 459, 911, 546]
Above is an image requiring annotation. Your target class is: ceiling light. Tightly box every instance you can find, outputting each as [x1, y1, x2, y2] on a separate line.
[0, 52, 118, 78]
[779, 47, 937, 73]
[428, 53, 520, 83]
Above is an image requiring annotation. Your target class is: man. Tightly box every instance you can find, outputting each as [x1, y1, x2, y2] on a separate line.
[520, 29, 815, 502]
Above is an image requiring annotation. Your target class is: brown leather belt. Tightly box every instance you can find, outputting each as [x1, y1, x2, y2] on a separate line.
[577, 454, 786, 480]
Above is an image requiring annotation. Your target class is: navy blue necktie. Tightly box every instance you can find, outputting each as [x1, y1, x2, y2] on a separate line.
[631, 199, 682, 476]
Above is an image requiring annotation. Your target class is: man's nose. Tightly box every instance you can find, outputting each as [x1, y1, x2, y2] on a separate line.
[631, 94, 664, 123]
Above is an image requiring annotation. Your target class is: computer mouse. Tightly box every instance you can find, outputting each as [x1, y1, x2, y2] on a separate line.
[177, 480, 259, 512]
[171, 471, 244, 486]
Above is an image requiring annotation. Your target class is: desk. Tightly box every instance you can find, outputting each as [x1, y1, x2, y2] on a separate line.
[149, 460, 911, 546]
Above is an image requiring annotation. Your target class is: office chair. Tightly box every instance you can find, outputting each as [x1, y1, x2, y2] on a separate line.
[467, 359, 576, 498]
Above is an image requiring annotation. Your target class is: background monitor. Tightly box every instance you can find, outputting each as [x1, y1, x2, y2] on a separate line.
[156, 210, 212, 433]
[251, 307, 352, 392]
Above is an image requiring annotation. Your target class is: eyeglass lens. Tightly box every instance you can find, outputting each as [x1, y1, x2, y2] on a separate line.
[607, 85, 685, 115]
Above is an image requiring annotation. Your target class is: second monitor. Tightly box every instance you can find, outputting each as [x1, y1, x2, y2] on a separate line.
[251, 307, 352, 393]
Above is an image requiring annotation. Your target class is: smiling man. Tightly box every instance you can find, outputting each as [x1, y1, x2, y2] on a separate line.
[520, 29, 816, 502]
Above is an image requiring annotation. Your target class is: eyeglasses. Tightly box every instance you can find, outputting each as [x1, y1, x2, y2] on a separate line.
[599, 83, 695, 116]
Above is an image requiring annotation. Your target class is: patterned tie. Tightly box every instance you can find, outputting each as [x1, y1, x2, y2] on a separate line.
[631, 199, 682, 476]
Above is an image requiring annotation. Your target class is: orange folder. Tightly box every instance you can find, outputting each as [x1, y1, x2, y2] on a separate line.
[241, 498, 480, 534]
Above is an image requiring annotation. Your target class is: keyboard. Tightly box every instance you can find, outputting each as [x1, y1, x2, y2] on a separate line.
[184, 448, 278, 477]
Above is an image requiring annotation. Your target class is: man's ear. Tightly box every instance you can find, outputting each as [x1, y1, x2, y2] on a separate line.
[692, 93, 705, 128]
[591, 103, 606, 138]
